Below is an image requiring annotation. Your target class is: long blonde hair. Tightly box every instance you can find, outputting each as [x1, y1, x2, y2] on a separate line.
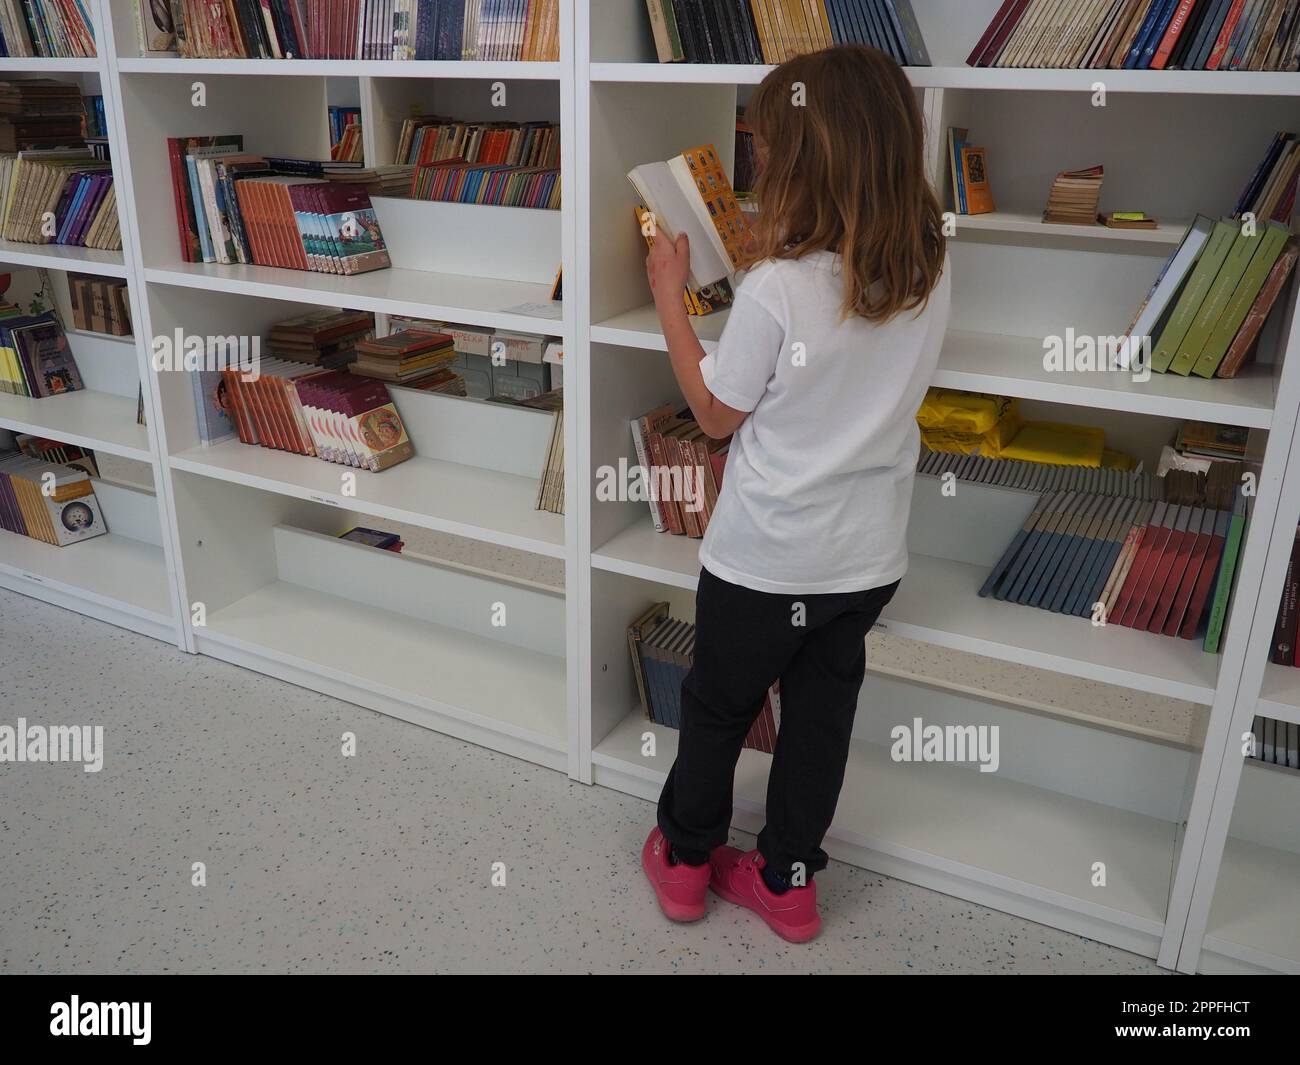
[744, 44, 946, 322]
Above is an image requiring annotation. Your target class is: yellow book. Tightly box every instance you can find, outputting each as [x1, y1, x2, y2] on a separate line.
[1000, 422, 1106, 467]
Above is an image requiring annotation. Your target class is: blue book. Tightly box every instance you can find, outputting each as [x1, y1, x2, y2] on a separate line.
[1139, 0, 1183, 68]
[1124, 0, 1174, 69]
[882, 0, 931, 65]
[1188, 0, 1232, 68]
[185, 157, 213, 263]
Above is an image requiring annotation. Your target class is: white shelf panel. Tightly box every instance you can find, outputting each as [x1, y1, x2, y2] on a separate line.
[1202, 837, 1300, 974]
[118, 58, 561, 79]
[594, 712, 1174, 934]
[0, 389, 152, 462]
[0, 57, 101, 73]
[145, 262, 563, 334]
[202, 580, 567, 747]
[171, 438, 564, 558]
[953, 211, 1188, 247]
[592, 308, 1275, 428]
[0, 528, 172, 628]
[593, 521, 1220, 703]
[0, 238, 127, 278]
[591, 63, 1300, 96]
[1256, 664, 1300, 727]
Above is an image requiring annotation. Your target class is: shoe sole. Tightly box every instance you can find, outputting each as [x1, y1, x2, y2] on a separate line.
[642, 850, 707, 923]
[709, 880, 821, 943]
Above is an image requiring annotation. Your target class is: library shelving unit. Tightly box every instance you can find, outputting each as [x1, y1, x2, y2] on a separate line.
[0, 16, 180, 645]
[574, 0, 1300, 971]
[3, 1, 1295, 971]
[1176, 414, 1300, 975]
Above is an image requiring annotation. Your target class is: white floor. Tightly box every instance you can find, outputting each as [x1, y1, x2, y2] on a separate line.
[0, 587, 1165, 974]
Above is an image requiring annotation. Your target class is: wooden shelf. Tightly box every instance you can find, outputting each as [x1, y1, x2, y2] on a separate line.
[0, 238, 127, 278]
[594, 712, 1175, 949]
[0, 389, 151, 462]
[0, 528, 173, 640]
[118, 58, 561, 79]
[171, 438, 564, 559]
[145, 262, 564, 335]
[199, 580, 567, 767]
[592, 521, 1220, 703]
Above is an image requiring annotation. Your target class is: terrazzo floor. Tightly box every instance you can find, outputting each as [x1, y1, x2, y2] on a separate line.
[0, 588, 1164, 974]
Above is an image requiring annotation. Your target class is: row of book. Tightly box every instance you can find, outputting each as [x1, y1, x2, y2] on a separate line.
[1237, 131, 1300, 223]
[981, 462, 1245, 651]
[1125, 215, 1297, 379]
[167, 135, 392, 273]
[396, 116, 559, 169]
[630, 403, 728, 538]
[969, 0, 1300, 71]
[1249, 714, 1299, 768]
[0, 150, 121, 250]
[208, 364, 416, 471]
[917, 448, 1159, 499]
[68, 274, 132, 336]
[497, 385, 563, 514]
[138, 0, 560, 60]
[946, 127, 995, 216]
[645, 0, 931, 66]
[0, 452, 106, 547]
[0, 306, 83, 398]
[410, 157, 559, 208]
[9, 432, 99, 478]
[0, 0, 94, 58]
[0, 79, 88, 153]
[328, 105, 363, 163]
[627, 601, 780, 754]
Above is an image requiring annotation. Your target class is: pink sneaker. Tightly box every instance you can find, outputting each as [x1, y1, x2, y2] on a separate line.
[709, 846, 821, 943]
[641, 827, 710, 922]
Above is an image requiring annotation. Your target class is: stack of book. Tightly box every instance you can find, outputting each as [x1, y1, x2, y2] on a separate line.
[349, 328, 460, 388]
[143, 0, 561, 61]
[1043, 165, 1105, 225]
[328, 106, 361, 150]
[0, 1, 95, 58]
[630, 403, 729, 539]
[627, 602, 780, 754]
[969, 0, 1300, 71]
[1249, 714, 1299, 768]
[68, 275, 132, 336]
[0, 150, 120, 249]
[0, 452, 106, 546]
[166, 136, 392, 274]
[0, 79, 88, 151]
[319, 164, 414, 198]
[210, 364, 416, 472]
[11, 433, 98, 477]
[980, 458, 1246, 651]
[0, 308, 83, 397]
[340, 526, 405, 552]
[266, 310, 376, 368]
[1235, 131, 1299, 224]
[645, 0, 931, 66]
[1122, 215, 1298, 378]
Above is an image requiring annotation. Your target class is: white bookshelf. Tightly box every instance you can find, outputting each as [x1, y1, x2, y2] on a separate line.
[0, 0, 1293, 970]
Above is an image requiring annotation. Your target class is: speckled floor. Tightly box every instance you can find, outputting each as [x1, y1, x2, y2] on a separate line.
[0, 588, 1164, 974]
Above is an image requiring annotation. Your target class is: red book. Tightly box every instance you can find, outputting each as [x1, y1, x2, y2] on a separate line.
[1163, 510, 1216, 636]
[1207, 0, 1249, 70]
[977, 0, 1033, 66]
[1112, 503, 1172, 625]
[1131, 507, 1192, 630]
[1180, 513, 1231, 639]
[966, 0, 1026, 65]
[1148, 507, 1205, 632]
[1151, 0, 1199, 69]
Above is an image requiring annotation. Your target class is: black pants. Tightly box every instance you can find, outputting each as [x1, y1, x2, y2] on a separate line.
[657, 567, 899, 880]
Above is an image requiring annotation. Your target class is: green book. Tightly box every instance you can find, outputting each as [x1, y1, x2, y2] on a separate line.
[1150, 220, 1237, 374]
[1191, 222, 1291, 379]
[1169, 225, 1278, 376]
[1203, 501, 1246, 655]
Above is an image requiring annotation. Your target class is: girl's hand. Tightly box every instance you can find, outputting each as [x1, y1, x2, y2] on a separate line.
[646, 230, 691, 303]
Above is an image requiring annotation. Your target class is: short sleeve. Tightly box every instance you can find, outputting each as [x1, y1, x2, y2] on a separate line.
[698, 290, 784, 413]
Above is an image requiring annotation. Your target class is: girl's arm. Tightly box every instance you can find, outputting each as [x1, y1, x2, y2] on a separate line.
[646, 232, 748, 440]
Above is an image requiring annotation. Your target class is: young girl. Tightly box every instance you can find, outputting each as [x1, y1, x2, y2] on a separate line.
[641, 44, 951, 943]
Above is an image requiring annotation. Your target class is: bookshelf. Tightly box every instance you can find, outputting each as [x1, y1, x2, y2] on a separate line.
[0, 0, 1294, 971]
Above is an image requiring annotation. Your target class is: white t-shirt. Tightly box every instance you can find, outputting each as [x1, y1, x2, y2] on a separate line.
[698, 250, 951, 594]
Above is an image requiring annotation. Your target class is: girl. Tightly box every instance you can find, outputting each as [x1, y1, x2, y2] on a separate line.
[640, 44, 951, 943]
